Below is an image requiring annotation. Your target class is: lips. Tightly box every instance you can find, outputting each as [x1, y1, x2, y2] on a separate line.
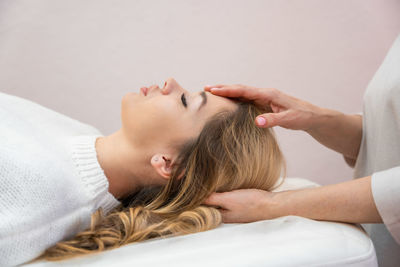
[140, 87, 148, 96]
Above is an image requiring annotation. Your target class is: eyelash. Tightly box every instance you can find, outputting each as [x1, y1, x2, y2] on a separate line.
[181, 93, 187, 107]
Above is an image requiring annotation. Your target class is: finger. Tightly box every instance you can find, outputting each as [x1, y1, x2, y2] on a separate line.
[219, 209, 229, 222]
[209, 87, 275, 103]
[206, 86, 249, 98]
[203, 193, 227, 208]
[204, 88, 252, 103]
[255, 110, 290, 128]
[202, 193, 220, 206]
[204, 84, 225, 91]
[220, 210, 237, 223]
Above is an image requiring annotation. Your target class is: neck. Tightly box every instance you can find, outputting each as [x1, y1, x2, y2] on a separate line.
[94, 129, 150, 200]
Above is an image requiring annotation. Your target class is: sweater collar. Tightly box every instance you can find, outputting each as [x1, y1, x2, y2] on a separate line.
[69, 135, 121, 215]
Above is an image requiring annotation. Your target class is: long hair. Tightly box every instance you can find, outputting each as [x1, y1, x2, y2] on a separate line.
[35, 102, 286, 261]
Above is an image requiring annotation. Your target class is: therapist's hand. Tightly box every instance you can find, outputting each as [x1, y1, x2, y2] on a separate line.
[203, 189, 285, 223]
[204, 176, 383, 224]
[204, 84, 322, 131]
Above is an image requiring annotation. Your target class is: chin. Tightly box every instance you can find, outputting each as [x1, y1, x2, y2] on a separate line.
[122, 92, 139, 106]
[123, 91, 139, 99]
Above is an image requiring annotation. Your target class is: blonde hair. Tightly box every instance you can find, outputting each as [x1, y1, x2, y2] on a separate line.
[35, 102, 286, 262]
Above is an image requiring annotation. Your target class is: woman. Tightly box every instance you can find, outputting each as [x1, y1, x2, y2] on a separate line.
[204, 34, 400, 266]
[0, 78, 285, 265]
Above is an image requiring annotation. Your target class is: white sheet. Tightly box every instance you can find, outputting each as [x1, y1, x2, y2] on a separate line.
[23, 178, 378, 267]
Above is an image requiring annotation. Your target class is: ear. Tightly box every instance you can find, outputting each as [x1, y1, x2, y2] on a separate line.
[150, 153, 174, 180]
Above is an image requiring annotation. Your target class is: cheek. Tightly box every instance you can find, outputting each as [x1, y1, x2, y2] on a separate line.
[121, 95, 187, 146]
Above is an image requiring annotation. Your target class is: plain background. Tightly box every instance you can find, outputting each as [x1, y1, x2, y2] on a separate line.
[1, 0, 399, 186]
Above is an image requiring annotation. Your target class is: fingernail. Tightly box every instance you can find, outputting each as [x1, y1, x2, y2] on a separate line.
[211, 87, 221, 91]
[256, 117, 266, 126]
[205, 84, 211, 88]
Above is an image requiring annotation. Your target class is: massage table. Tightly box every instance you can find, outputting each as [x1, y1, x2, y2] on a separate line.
[23, 178, 378, 266]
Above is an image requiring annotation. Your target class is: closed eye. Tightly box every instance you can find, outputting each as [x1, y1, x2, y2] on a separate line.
[181, 93, 187, 108]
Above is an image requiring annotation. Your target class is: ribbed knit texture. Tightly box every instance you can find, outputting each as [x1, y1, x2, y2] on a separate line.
[69, 135, 122, 215]
[0, 92, 121, 266]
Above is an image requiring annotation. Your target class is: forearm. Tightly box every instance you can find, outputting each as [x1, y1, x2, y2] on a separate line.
[306, 107, 362, 160]
[272, 176, 382, 224]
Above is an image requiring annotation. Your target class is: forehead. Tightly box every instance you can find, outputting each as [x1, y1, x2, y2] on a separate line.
[200, 91, 238, 115]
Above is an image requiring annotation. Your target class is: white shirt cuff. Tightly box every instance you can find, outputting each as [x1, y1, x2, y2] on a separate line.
[371, 166, 400, 244]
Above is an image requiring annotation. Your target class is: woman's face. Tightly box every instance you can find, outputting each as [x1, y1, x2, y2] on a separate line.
[121, 77, 238, 157]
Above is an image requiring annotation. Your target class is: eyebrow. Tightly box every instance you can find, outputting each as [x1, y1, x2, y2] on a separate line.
[197, 91, 207, 111]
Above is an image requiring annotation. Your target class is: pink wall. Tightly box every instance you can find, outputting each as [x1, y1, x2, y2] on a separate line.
[1, 0, 399, 185]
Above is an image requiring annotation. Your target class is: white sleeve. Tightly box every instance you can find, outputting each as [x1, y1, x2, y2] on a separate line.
[371, 166, 400, 244]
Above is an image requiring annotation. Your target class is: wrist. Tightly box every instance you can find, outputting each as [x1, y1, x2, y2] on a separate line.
[305, 107, 343, 135]
[262, 191, 293, 219]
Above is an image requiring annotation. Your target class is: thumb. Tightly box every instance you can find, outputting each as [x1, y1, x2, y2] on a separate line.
[255, 111, 289, 128]
[203, 192, 226, 208]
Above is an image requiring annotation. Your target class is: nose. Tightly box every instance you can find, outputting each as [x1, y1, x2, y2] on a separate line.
[161, 77, 185, 95]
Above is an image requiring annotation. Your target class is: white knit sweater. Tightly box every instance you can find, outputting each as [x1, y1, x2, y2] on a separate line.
[0, 92, 121, 266]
